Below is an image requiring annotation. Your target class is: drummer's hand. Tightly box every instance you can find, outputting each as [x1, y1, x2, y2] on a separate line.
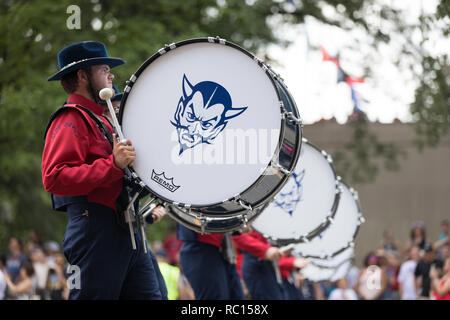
[241, 225, 253, 234]
[113, 134, 135, 169]
[265, 247, 282, 261]
[293, 258, 308, 269]
[151, 205, 167, 223]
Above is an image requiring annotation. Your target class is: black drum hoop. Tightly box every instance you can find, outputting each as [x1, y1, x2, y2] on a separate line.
[292, 180, 364, 259]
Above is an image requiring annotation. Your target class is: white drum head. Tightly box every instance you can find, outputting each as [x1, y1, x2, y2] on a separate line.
[293, 182, 363, 258]
[330, 260, 352, 282]
[307, 247, 354, 268]
[251, 140, 339, 242]
[121, 41, 281, 206]
[300, 263, 336, 283]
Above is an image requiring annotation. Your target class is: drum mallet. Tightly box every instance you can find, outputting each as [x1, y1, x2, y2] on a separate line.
[272, 259, 283, 285]
[100, 88, 134, 168]
[99, 88, 127, 145]
[99, 87, 138, 250]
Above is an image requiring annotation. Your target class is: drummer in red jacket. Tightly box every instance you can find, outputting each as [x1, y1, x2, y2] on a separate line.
[177, 224, 245, 299]
[176, 223, 283, 299]
[278, 254, 308, 299]
[234, 230, 286, 299]
[42, 41, 167, 300]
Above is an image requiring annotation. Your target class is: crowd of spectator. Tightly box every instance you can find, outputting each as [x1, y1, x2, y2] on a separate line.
[328, 219, 450, 300]
[0, 230, 69, 300]
[1, 219, 448, 300]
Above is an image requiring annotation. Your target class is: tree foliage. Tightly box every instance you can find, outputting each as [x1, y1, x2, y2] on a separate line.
[0, 0, 448, 249]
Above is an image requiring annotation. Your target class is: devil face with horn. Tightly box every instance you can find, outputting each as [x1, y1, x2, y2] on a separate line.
[274, 169, 305, 216]
[171, 74, 247, 155]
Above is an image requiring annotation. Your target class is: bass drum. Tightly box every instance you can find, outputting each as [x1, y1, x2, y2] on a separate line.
[119, 37, 302, 233]
[293, 181, 364, 259]
[251, 139, 341, 244]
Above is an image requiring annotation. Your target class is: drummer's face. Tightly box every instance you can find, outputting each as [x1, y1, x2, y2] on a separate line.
[90, 64, 114, 92]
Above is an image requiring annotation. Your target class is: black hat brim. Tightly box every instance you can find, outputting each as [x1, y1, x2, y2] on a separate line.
[47, 57, 125, 81]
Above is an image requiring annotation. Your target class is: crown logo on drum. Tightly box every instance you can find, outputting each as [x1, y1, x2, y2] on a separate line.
[151, 170, 180, 192]
[274, 169, 305, 216]
[170, 74, 247, 155]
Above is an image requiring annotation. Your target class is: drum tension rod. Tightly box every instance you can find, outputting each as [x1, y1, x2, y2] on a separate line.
[236, 199, 253, 212]
[199, 215, 207, 235]
[242, 212, 249, 229]
[126, 185, 152, 254]
[271, 161, 291, 175]
[280, 104, 302, 125]
[125, 189, 142, 251]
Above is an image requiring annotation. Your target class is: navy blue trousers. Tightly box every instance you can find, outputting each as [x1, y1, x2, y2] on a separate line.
[180, 241, 244, 300]
[63, 202, 167, 300]
[282, 278, 302, 300]
[241, 253, 284, 300]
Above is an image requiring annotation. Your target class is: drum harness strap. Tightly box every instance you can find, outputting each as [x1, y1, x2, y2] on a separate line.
[43, 104, 145, 235]
[220, 232, 237, 265]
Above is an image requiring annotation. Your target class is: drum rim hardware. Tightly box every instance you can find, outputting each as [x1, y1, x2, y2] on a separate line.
[252, 138, 342, 245]
[293, 181, 364, 259]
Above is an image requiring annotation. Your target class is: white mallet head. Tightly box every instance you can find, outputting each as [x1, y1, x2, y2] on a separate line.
[99, 87, 115, 101]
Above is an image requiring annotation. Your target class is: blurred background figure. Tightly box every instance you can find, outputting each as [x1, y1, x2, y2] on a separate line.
[3, 263, 36, 300]
[155, 248, 180, 300]
[430, 257, 450, 300]
[398, 245, 421, 300]
[355, 253, 387, 300]
[378, 230, 402, 253]
[5, 237, 29, 284]
[384, 250, 401, 300]
[0, 255, 7, 300]
[163, 225, 182, 266]
[43, 241, 60, 267]
[414, 244, 440, 299]
[155, 248, 194, 300]
[312, 282, 325, 300]
[30, 247, 50, 299]
[45, 253, 68, 300]
[433, 219, 449, 259]
[405, 221, 428, 256]
[346, 259, 360, 290]
[295, 272, 316, 300]
[24, 229, 43, 257]
[436, 243, 449, 273]
[328, 278, 358, 300]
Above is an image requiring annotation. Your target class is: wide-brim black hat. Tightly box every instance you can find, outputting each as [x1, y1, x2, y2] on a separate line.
[48, 41, 125, 81]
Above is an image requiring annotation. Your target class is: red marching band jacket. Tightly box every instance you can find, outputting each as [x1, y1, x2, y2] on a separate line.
[233, 231, 272, 277]
[183, 231, 272, 278]
[194, 231, 271, 258]
[233, 232, 297, 280]
[278, 256, 296, 280]
[42, 94, 124, 211]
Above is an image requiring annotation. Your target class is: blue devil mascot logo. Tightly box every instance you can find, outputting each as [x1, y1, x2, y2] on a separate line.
[171, 74, 247, 155]
[274, 169, 305, 216]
